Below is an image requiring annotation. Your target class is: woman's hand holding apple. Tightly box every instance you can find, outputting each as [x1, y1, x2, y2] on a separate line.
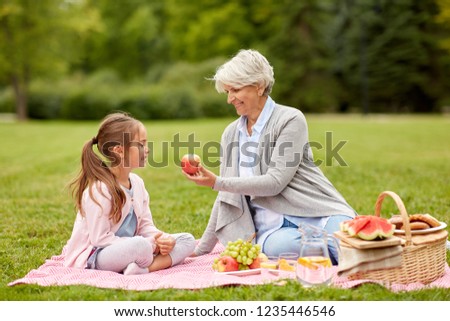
[180, 153, 217, 187]
[182, 164, 217, 188]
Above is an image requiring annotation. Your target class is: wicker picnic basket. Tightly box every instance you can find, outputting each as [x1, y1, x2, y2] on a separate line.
[348, 191, 448, 284]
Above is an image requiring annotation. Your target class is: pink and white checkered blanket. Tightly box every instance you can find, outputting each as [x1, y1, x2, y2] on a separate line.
[8, 243, 450, 292]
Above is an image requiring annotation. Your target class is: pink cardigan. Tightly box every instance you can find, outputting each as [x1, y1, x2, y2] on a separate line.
[63, 173, 160, 268]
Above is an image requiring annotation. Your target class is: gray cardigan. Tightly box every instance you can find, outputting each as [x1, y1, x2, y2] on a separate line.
[194, 104, 356, 255]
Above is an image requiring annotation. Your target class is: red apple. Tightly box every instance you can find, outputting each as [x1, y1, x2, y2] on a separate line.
[217, 255, 239, 272]
[249, 253, 267, 269]
[249, 257, 260, 269]
[181, 154, 201, 175]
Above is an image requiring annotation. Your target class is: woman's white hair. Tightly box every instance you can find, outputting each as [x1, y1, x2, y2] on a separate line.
[212, 49, 275, 96]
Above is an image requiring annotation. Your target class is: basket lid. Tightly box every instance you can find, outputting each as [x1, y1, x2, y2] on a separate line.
[395, 229, 448, 246]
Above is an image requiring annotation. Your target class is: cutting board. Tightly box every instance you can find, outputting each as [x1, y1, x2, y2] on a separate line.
[334, 231, 404, 249]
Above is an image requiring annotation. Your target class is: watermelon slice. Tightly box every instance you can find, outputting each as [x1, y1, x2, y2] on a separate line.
[340, 216, 395, 241]
[347, 217, 371, 236]
[357, 216, 395, 241]
[340, 216, 369, 234]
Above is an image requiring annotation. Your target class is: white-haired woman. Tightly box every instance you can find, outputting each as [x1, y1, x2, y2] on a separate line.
[184, 49, 356, 264]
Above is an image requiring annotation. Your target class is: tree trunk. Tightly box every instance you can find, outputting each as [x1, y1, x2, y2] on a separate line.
[11, 74, 28, 121]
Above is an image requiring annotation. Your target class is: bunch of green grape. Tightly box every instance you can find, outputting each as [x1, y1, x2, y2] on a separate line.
[221, 238, 261, 270]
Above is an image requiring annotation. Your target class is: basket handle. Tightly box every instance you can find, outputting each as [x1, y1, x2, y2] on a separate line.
[374, 191, 412, 245]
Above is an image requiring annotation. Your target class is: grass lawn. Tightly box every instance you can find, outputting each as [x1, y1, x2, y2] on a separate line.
[0, 114, 449, 300]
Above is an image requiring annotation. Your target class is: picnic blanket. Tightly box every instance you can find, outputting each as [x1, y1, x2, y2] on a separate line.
[8, 243, 450, 292]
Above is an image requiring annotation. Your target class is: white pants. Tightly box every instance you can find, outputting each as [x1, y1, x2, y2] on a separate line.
[95, 233, 195, 273]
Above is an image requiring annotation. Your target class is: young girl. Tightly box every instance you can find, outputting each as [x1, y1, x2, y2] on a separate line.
[63, 112, 195, 275]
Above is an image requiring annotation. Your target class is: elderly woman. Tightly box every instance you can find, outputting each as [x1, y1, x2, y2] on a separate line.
[184, 49, 356, 264]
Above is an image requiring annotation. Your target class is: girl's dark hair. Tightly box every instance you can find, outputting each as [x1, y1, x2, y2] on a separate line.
[69, 112, 142, 223]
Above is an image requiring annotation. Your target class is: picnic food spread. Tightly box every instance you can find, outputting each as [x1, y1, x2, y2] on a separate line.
[335, 214, 441, 279]
[210, 191, 448, 286]
[337, 191, 448, 284]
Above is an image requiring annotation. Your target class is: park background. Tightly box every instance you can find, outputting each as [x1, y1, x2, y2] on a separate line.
[1, 0, 450, 120]
[1, 0, 450, 301]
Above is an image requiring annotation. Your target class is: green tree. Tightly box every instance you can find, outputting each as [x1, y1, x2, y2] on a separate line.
[165, 0, 280, 62]
[328, 0, 448, 112]
[266, 0, 338, 112]
[166, 0, 252, 61]
[74, 0, 168, 78]
[436, 0, 450, 53]
[0, 0, 94, 120]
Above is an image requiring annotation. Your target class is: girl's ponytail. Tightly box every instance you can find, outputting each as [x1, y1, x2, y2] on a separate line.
[69, 113, 139, 223]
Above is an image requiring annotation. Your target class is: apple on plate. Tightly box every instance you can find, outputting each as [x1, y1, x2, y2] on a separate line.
[249, 258, 261, 269]
[181, 154, 201, 175]
[216, 255, 239, 272]
[249, 253, 268, 269]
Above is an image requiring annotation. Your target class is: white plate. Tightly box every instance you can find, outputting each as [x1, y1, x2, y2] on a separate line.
[215, 268, 261, 276]
[394, 222, 447, 235]
[267, 269, 280, 276]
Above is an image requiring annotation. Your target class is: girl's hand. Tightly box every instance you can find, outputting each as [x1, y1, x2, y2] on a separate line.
[155, 233, 176, 256]
[182, 164, 217, 188]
